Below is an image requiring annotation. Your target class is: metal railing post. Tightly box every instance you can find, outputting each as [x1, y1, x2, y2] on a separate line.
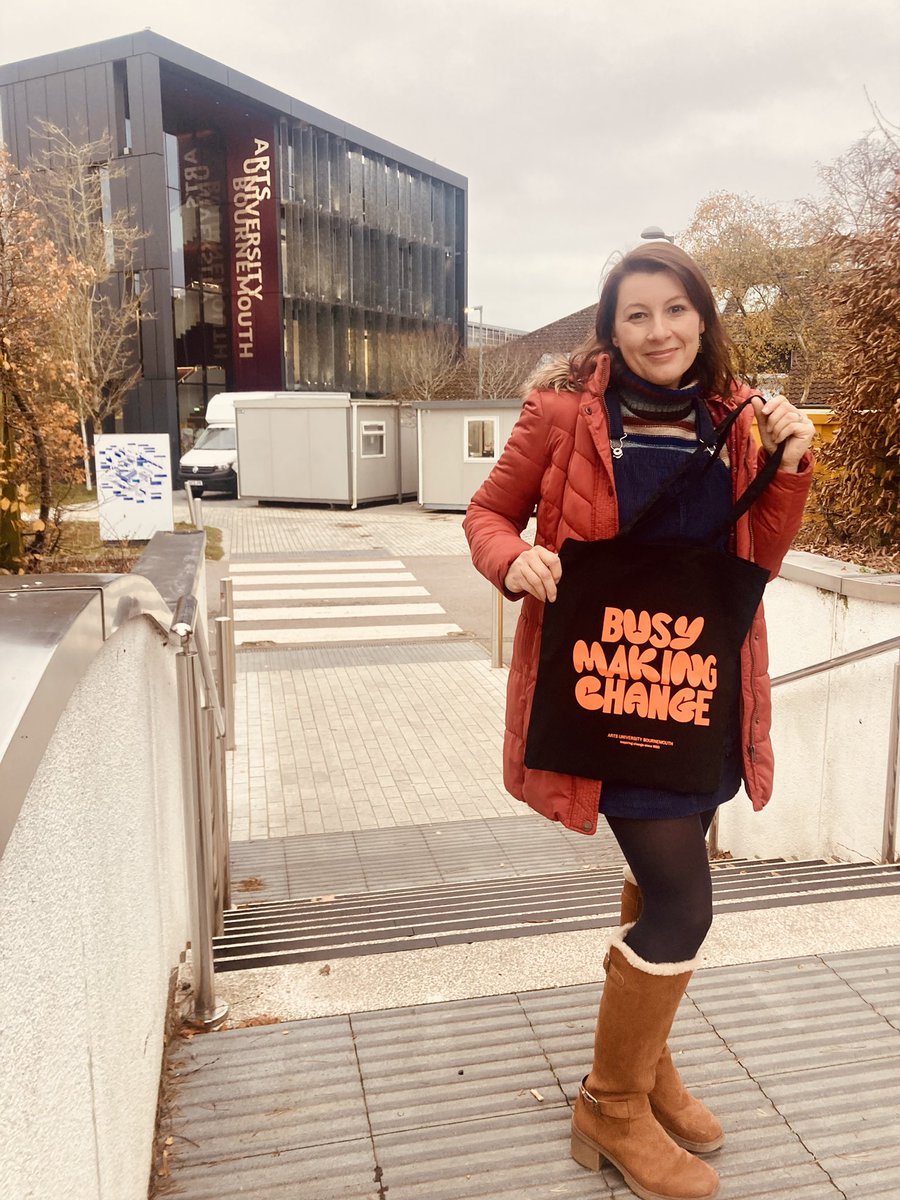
[215, 615, 236, 750]
[184, 481, 198, 526]
[707, 810, 720, 858]
[491, 587, 504, 669]
[221, 577, 236, 696]
[202, 704, 228, 937]
[881, 654, 900, 864]
[174, 636, 228, 1029]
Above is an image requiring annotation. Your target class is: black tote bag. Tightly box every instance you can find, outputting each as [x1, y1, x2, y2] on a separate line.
[523, 400, 783, 793]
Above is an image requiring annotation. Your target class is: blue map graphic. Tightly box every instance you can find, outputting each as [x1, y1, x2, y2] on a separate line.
[97, 441, 169, 504]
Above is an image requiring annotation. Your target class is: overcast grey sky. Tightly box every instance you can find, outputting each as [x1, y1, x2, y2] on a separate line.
[2, 0, 898, 330]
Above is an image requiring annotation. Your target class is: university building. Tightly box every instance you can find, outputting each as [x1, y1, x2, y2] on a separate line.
[0, 32, 468, 454]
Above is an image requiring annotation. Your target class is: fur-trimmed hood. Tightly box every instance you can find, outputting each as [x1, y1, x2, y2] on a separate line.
[522, 352, 581, 395]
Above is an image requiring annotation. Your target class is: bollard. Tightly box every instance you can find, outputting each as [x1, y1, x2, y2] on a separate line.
[175, 647, 228, 1029]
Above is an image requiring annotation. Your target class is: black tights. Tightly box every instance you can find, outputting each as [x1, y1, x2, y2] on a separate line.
[604, 809, 717, 964]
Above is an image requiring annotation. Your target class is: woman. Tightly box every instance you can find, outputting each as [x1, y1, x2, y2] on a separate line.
[463, 242, 814, 1200]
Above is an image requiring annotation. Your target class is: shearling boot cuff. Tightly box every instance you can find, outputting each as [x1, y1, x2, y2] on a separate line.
[608, 926, 700, 976]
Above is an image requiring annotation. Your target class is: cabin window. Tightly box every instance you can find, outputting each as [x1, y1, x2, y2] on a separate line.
[465, 417, 497, 462]
[361, 420, 386, 458]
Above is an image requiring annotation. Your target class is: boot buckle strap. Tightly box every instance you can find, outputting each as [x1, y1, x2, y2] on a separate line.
[579, 1083, 643, 1121]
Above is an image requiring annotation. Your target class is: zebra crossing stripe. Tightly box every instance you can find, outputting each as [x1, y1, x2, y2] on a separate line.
[231, 571, 417, 586]
[228, 560, 405, 573]
[234, 623, 462, 646]
[234, 603, 445, 622]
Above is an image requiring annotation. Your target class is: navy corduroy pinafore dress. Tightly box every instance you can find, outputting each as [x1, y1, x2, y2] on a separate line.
[598, 389, 743, 820]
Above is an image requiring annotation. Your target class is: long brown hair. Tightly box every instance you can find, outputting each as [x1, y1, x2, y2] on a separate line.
[571, 242, 737, 399]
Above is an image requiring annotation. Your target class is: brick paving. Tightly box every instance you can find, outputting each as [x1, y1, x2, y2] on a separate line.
[210, 499, 477, 557]
[229, 643, 519, 841]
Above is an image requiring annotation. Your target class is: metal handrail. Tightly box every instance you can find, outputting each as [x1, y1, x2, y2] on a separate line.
[171, 592, 229, 1028]
[771, 634, 900, 688]
[173, 595, 226, 739]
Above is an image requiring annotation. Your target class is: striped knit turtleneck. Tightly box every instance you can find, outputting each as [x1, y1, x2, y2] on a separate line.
[613, 366, 729, 466]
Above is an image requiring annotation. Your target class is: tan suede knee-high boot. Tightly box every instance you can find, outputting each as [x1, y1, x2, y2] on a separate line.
[571, 929, 720, 1200]
[620, 868, 724, 1154]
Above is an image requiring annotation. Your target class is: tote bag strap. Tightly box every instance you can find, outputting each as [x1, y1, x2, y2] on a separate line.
[617, 396, 785, 541]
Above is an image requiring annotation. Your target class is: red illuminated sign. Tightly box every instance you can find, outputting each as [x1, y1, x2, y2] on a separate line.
[228, 127, 282, 389]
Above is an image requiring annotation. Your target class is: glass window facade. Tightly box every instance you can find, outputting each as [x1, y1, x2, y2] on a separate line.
[279, 120, 466, 395]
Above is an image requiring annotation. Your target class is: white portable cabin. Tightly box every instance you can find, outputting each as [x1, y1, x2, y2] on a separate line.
[235, 393, 416, 507]
[414, 399, 522, 511]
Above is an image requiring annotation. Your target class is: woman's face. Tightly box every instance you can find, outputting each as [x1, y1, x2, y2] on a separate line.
[612, 269, 705, 389]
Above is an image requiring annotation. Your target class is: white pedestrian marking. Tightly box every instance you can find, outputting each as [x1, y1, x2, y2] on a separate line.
[228, 556, 461, 647]
[235, 623, 462, 646]
[234, 585, 429, 601]
[234, 603, 445, 622]
[228, 560, 405, 573]
[231, 571, 416, 585]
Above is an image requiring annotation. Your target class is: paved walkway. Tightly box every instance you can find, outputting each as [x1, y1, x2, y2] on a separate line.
[229, 642, 515, 840]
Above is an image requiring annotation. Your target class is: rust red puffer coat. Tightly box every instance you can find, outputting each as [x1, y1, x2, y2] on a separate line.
[463, 354, 813, 835]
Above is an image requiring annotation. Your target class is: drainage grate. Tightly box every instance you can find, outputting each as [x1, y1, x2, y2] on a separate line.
[214, 857, 900, 972]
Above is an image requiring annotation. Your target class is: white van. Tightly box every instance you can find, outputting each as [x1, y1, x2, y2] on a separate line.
[178, 392, 239, 497]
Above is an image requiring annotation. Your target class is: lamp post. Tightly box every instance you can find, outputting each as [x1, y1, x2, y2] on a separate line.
[466, 304, 484, 400]
[640, 225, 676, 244]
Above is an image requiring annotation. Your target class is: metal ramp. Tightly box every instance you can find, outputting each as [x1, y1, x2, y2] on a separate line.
[214, 855, 900, 971]
[161, 944, 900, 1199]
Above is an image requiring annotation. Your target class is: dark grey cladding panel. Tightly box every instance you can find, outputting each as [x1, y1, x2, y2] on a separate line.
[138, 269, 177, 379]
[43, 71, 68, 130]
[11, 82, 31, 161]
[63, 67, 89, 140]
[0, 51, 58, 84]
[132, 54, 164, 155]
[84, 62, 114, 144]
[23, 76, 48, 134]
[136, 153, 170, 272]
[123, 380, 154, 433]
[125, 56, 149, 157]
[60, 34, 136, 71]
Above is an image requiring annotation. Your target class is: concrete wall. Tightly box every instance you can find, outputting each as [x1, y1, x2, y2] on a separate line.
[0, 616, 189, 1200]
[717, 553, 900, 863]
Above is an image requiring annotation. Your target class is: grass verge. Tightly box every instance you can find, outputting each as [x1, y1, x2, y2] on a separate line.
[39, 521, 224, 573]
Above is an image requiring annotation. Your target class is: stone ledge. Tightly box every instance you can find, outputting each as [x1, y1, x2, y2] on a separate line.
[779, 550, 900, 603]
